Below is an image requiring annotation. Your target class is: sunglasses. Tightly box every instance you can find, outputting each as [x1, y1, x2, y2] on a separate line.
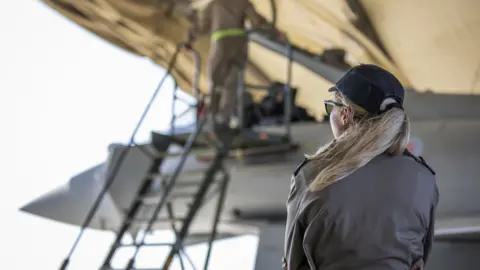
[324, 100, 345, 115]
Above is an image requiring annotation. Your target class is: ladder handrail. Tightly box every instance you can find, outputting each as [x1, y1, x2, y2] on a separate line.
[61, 28, 296, 270]
[162, 136, 232, 270]
[123, 116, 209, 270]
[119, 104, 230, 269]
[99, 44, 217, 270]
[284, 42, 293, 141]
[237, 29, 294, 141]
[59, 43, 188, 270]
[170, 46, 202, 136]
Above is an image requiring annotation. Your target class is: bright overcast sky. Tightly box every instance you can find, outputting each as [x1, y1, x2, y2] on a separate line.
[0, 1, 258, 269]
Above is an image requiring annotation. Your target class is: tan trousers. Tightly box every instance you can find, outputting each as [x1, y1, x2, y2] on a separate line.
[207, 36, 248, 124]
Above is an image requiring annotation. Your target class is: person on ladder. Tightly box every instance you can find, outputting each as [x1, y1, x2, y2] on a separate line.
[185, 0, 286, 141]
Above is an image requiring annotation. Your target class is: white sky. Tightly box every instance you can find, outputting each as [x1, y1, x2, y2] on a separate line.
[0, 1, 258, 269]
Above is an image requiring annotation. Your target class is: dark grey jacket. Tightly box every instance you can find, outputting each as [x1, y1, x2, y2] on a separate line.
[284, 151, 438, 270]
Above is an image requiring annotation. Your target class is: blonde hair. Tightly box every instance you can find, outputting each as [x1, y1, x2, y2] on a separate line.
[307, 91, 410, 191]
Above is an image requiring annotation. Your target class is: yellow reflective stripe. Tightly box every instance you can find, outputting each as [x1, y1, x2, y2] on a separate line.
[211, 28, 247, 41]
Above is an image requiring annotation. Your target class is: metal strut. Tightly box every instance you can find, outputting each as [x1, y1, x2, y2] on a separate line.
[238, 29, 294, 141]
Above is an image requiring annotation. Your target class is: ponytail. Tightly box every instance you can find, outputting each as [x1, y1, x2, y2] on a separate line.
[307, 92, 410, 191]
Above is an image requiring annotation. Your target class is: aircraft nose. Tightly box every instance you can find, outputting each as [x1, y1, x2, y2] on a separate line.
[19, 181, 122, 230]
[20, 184, 68, 216]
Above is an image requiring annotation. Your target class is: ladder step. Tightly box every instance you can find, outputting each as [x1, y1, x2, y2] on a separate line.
[140, 169, 222, 205]
[150, 168, 207, 180]
[131, 217, 185, 226]
[110, 268, 163, 270]
[140, 178, 221, 206]
[135, 217, 185, 222]
[141, 191, 197, 205]
[153, 148, 215, 159]
[119, 242, 173, 247]
[102, 127, 227, 270]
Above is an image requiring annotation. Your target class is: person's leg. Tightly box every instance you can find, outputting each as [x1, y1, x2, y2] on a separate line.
[207, 85, 222, 122]
[204, 41, 239, 146]
[206, 42, 229, 124]
[216, 40, 248, 129]
[217, 62, 241, 128]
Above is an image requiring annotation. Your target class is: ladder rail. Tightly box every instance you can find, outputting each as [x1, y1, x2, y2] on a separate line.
[170, 81, 178, 136]
[59, 43, 186, 270]
[104, 32, 293, 269]
[203, 172, 230, 270]
[100, 44, 207, 270]
[165, 203, 188, 270]
[96, 43, 195, 270]
[162, 141, 232, 269]
[238, 29, 294, 141]
[171, 46, 202, 136]
[57, 17, 299, 268]
[164, 183, 197, 270]
[122, 46, 203, 270]
[99, 156, 166, 269]
[123, 116, 208, 270]
[190, 47, 201, 123]
[283, 42, 293, 141]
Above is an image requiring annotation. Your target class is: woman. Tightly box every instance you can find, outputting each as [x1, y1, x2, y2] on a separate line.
[283, 64, 439, 270]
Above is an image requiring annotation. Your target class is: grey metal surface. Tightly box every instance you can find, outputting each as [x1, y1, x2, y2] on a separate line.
[250, 32, 480, 120]
[254, 223, 286, 270]
[403, 90, 480, 120]
[427, 241, 480, 270]
[249, 32, 346, 83]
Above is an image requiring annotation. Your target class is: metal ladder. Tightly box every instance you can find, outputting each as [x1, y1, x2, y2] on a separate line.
[57, 44, 227, 270]
[59, 30, 295, 270]
[100, 116, 232, 270]
[98, 32, 294, 269]
[97, 45, 233, 269]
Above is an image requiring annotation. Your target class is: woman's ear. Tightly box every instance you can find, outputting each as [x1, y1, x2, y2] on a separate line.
[341, 108, 351, 126]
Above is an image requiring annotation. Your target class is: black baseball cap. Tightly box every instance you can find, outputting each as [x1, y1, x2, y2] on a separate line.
[329, 64, 404, 114]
